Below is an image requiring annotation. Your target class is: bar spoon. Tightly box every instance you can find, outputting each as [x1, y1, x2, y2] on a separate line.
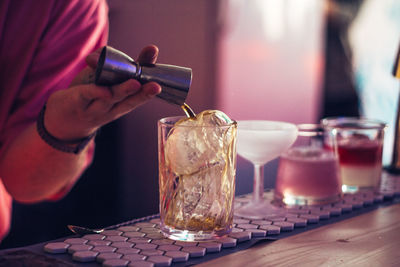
[67, 225, 106, 235]
[67, 214, 160, 236]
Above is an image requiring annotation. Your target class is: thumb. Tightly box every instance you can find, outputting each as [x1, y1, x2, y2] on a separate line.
[85, 47, 103, 68]
[70, 67, 95, 87]
[70, 47, 104, 86]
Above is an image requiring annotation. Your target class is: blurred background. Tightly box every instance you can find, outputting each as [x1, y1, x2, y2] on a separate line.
[1, 0, 399, 249]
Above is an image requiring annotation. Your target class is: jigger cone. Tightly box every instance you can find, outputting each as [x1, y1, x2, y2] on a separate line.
[95, 46, 192, 105]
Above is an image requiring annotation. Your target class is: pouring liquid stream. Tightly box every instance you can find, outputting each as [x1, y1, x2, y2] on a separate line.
[181, 103, 196, 118]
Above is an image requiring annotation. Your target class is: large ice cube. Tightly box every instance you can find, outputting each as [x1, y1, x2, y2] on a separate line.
[164, 161, 232, 231]
[165, 110, 234, 175]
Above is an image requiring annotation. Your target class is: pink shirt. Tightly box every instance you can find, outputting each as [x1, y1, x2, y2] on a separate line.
[0, 0, 108, 241]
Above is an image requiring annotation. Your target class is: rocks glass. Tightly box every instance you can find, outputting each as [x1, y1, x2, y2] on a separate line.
[322, 117, 386, 193]
[158, 116, 237, 241]
[275, 124, 342, 205]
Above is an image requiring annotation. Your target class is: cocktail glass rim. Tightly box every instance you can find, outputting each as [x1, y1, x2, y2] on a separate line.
[321, 117, 387, 130]
[158, 115, 237, 128]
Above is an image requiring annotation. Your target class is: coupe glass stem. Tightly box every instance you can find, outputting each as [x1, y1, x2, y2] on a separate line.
[252, 164, 264, 203]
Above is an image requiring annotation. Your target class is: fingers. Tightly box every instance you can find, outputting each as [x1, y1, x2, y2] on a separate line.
[44, 78, 161, 141]
[67, 46, 162, 121]
[83, 79, 143, 114]
[109, 81, 161, 117]
[74, 72, 161, 113]
[109, 79, 144, 102]
[75, 84, 113, 109]
[137, 45, 159, 65]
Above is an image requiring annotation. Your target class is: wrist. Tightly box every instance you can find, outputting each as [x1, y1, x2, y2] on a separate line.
[36, 104, 96, 154]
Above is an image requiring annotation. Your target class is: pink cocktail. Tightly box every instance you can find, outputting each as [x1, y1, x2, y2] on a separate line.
[275, 147, 342, 205]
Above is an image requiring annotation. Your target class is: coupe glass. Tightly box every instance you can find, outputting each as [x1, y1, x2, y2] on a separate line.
[235, 120, 298, 218]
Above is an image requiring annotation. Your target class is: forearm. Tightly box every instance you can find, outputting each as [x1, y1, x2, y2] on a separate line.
[0, 123, 91, 203]
[0, 45, 161, 203]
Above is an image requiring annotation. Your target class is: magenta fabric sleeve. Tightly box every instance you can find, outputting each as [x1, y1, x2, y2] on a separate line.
[0, 0, 109, 241]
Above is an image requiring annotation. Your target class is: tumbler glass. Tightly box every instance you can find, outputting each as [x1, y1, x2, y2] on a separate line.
[322, 117, 386, 193]
[275, 124, 342, 205]
[158, 116, 237, 241]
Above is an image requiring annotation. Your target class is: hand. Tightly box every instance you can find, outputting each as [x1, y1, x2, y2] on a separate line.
[44, 45, 162, 141]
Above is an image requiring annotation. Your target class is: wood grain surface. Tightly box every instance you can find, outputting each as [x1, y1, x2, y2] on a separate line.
[198, 203, 400, 267]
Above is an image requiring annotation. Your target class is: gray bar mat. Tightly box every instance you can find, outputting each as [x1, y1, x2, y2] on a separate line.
[1, 172, 399, 267]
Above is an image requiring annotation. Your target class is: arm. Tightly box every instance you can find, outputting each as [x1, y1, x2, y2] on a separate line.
[0, 46, 161, 203]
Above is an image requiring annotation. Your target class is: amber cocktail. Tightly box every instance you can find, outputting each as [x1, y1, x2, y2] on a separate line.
[158, 111, 237, 241]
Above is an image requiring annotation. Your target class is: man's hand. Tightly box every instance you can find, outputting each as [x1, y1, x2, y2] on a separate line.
[44, 45, 162, 141]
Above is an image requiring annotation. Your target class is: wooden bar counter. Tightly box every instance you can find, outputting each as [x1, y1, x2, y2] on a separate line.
[198, 203, 400, 266]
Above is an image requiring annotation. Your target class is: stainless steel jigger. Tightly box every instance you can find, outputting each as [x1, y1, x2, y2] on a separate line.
[95, 46, 192, 105]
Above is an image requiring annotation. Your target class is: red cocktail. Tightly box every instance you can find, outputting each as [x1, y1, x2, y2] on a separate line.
[322, 117, 386, 193]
